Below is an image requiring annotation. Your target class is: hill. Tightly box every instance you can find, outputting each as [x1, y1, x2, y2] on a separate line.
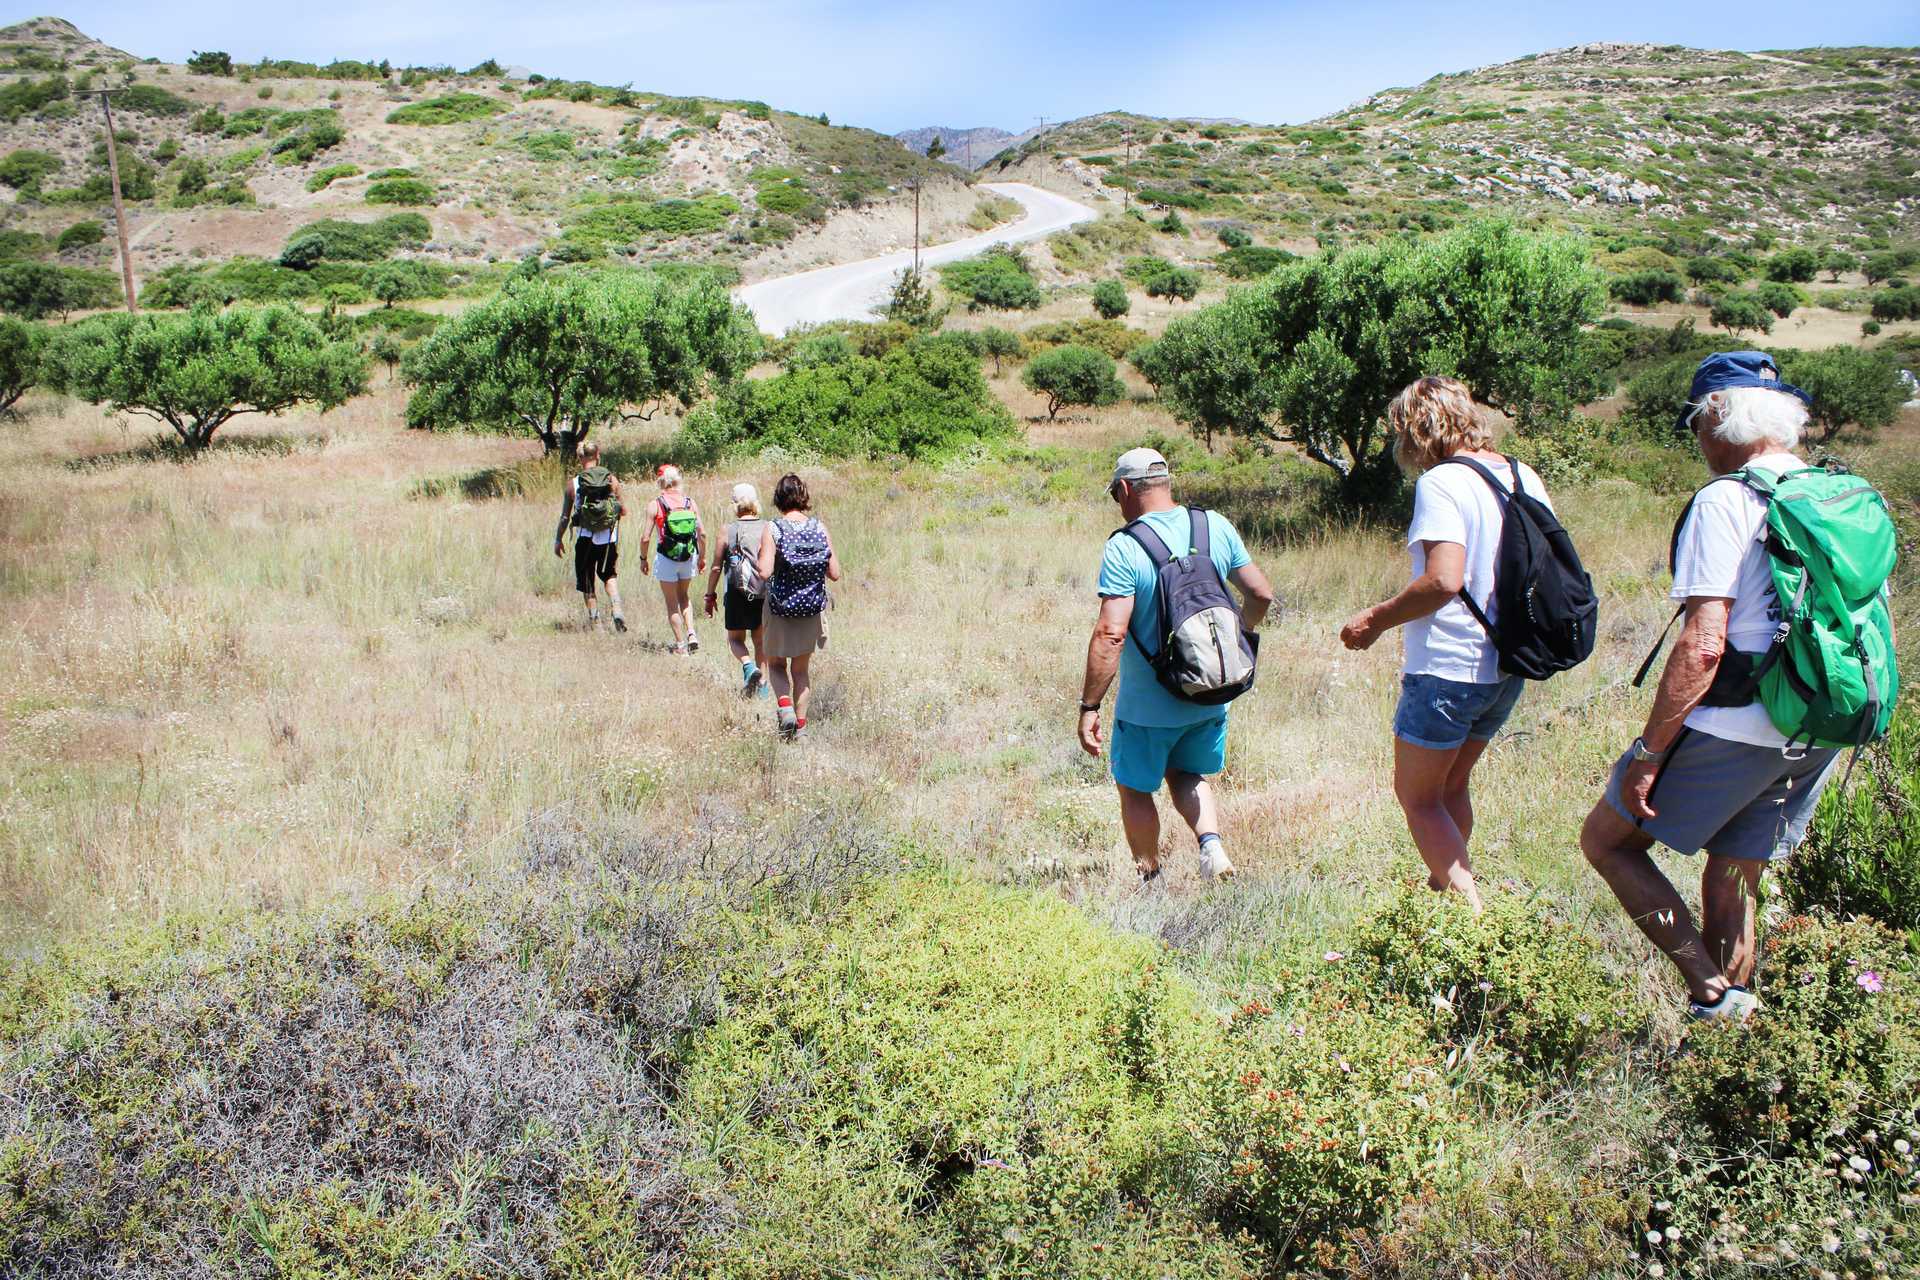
[0, 16, 999, 303]
[988, 42, 1920, 247]
[896, 124, 1032, 170]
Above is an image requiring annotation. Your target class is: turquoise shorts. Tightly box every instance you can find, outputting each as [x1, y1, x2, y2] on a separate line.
[1111, 717, 1228, 794]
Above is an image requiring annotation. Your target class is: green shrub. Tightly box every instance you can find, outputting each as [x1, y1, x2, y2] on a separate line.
[0, 230, 46, 261]
[1783, 709, 1920, 932]
[305, 162, 360, 192]
[0, 261, 119, 318]
[269, 113, 346, 164]
[1763, 246, 1820, 283]
[1350, 887, 1642, 1080]
[186, 50, 232, 76]
[1753, 279, 1802, 318]
[1216, 245, 1293, 278]
[1780, 344, 1909, 443]
[679, 333, 1016, 462]
[1608, 269, 1686, 305]
[366, 166, 413, 180]
[385, 92, 507, 126]
[559, 194, 740, 250]
[977, 325, 1025, 373]
[1218, 226, 1252, 249]
[1870, 286, 1920, 322]
[0, 313, 49, 413]
[1686, 255, 1745, 285]
[1146, 265, 1201, 302]
[0, 148, 61, 190]
[1158, 209, 1188, 234]
[939, 246, 1042, 310]
[0, 75, 68, 122]
[221, 106, 280, 136]
[515, 129, 574, 161]
[1023, 343, 1125, 419]
[366, 178, 436, 206]
[54, 220, 104, 253]
[1091, 278, 1130, 319]
[119, 83, 193, 117]
[1021, 316, 1146, 359]
[1710, 291, 1774, 334]
[281, 214, 430, 262]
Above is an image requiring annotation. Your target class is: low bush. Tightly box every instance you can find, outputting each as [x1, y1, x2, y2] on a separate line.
[385, 92, 507, 126]
[1146, 264, 1201, 302]
[1871, 286, 1920, 322]
[366, 177, 436, 206]
[1684, 254, 1744, 285]
[939, 245, 1042, 311]
[304, 162, 360, 192]
[1608, 269, 1686, 305]
[1020, 316, 1147, 359]
[117, 83, 192, 118]
[0, 148, 61, 191]
[1091, 278, 1130, 319]
[280, 214, 431, 263]
[1216, 244, 1294, 278]
[678, 333, 1017, 462]
[1218, 225, 1252, 249]
[1023, 343, 1125, 419]
[54, 220, 103, 253]
[977, 325, 1025, 373]
[559, 195, 740, 251]
[1783, 709, 1920, 933]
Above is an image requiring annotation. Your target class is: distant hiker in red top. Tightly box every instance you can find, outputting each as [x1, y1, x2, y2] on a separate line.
[641, 464, 707, 654]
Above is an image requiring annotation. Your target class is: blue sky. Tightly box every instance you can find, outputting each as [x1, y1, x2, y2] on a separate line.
[21, 1, 1920, 134]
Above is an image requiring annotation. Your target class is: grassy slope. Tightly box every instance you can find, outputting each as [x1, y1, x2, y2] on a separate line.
[993, 43, 1920, 246]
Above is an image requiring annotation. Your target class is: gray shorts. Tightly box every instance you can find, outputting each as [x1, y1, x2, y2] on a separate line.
[1604, 729, 1840, 862]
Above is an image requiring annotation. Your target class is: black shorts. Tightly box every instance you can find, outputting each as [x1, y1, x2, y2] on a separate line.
[574, 538, 618, 593]
[723, 586, 763, 632]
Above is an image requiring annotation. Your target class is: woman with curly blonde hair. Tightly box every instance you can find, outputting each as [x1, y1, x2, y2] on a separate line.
[1339, 376, 1556, 912]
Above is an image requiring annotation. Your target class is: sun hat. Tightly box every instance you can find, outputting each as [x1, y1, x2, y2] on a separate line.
[1678, 351, 1812, 431]
[731, 481, 759, 508]
[1111, 446, 1171, 485]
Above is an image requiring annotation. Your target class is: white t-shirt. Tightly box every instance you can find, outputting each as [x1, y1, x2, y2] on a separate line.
[1402, 455, 1552, 684]
[1669, 453, 1803, 748]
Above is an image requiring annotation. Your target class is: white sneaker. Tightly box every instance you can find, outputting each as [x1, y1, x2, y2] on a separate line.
[1197, 840, 1236, 882]
[1688, 986, 1760, 1023]
[686, 632, 701, 653]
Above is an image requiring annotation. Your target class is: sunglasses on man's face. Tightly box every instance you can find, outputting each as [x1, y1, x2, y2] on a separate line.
[1108, 479, 1127, 502]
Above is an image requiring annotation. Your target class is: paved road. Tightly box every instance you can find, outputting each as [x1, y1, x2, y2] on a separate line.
[734, 182, 1097, 335]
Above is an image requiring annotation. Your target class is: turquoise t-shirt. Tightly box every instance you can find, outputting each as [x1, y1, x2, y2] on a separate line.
[1097, 507, 1251, 728]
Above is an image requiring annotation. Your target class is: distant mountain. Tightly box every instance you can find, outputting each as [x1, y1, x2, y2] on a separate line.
[895, 125, 1031, 171]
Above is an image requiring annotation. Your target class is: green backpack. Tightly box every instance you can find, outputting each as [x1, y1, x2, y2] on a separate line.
[658, 494, 700, 561]
[572, 465, 619, 534]
[1640, 464, 1900, 750]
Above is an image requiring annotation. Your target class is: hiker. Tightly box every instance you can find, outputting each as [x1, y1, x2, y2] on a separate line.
[753, 472, 841, 740]
[1582, 351, 1899, 1022]
[551, 440, 626, 632]
[640, 464, 706, 653]
[1078, 447, 1274, 884]
[704, 481, 771, 697]
[1339, 377, 1566, 914]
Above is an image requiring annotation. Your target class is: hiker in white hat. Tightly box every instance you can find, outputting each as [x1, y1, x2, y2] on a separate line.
[705, 481, 771, 696]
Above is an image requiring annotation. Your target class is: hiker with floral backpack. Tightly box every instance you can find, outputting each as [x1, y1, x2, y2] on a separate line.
[640, 464, 707, 654]
[754, 473, 841, 740]
[1583, 352, 1900, 1024]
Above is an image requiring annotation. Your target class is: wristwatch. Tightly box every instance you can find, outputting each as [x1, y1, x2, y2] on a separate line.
[1078, 701, 1101, 714]
[1630, 736, 1668, 764]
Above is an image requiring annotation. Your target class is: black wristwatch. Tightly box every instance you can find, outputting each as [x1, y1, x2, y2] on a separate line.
[1078, 701, 1101, 714]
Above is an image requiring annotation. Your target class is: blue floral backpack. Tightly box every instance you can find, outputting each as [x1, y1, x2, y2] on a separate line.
[769, 518, 830, 618]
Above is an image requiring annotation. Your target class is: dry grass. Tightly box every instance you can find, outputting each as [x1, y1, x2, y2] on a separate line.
[2, 381, 1913, 987]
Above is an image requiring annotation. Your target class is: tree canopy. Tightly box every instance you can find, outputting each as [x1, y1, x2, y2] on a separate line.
[1023, 344, 1125, 420]
[0, 315, 48, 415]
[402, 269, 759, 455]
[1149, 220, 1602, 497]
[49, 304, 367, 448]
[1780, 346, 1911, 444]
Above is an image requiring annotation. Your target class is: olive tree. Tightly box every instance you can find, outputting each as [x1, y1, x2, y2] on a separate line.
[1711, 293, 1774, 336]
[403, 269, 759, 456]
[1091, 279, 1130, 320]
[1022, 343, 1124, 420]
[1151, 219, 1603, 498]
[50, 304, 367, 448]
[978, 326, 1025, 375]
[0, 314, 48, 416]
[1780, 346, 1909, 444]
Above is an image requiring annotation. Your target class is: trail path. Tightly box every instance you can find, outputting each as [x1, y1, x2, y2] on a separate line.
[734, 182, 1097, 336]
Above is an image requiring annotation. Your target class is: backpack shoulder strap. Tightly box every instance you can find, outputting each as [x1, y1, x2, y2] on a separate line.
[1503, 455, 1527, 500]
[1433, 454, 1512, 504]
[1185, 506, 1211, 561]
[1120, 518, 1174, 568]
[1638, 472, 1753, 687]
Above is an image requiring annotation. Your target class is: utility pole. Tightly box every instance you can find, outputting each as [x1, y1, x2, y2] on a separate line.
[82, 85, 137, 314]
[911, 178, 921, 274]
[1123, 126, 1134, 215]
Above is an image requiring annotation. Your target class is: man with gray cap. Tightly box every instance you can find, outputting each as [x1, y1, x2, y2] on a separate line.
[1581, 351, 1880, 1022]
[1078, 447, 1275, 884]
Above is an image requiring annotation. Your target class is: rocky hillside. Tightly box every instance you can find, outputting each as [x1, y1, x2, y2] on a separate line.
[896, 124, 1030, 171]
[990, 42, 1920, 247]
[0, 15, 989, 297]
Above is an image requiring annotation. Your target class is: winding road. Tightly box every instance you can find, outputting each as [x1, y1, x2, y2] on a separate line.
[734, 182, 1097, 335]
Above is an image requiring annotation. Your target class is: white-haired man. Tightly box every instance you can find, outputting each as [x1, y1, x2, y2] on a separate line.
[1582, 352, 1834, 1022]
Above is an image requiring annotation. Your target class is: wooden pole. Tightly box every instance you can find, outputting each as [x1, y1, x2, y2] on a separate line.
[912, 180, 920, 275]
[90, 88, 138, 314]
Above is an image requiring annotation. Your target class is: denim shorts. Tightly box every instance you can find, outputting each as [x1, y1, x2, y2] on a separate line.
[1111, 717, 1229, 794]
[1392, 673, 1525, 751]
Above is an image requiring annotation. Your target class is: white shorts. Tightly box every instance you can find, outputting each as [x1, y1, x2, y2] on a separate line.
[653, 551, 697, 582]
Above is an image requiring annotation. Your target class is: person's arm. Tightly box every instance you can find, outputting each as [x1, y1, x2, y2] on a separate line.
[1617, 597, 1732, 819]
[611, 476, 626, 524]
[820, 521, 843, 582]
[695, 500, 708, 573]
[755, 522, 777, 581]
[1078, 594, 1135, 756]
[705, 524, 727, 616]
[1229, 562, 1275, 632]
[638, 497, 655, 575]
[1340, 541, 1465, 650]
[553, 477, 574, 556]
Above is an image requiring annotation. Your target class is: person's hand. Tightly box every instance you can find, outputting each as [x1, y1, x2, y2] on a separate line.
[1620, 758, 1662, 820]
[704, 591, 717, 618]
[552, 540, 563, 559]
[639, 555, 651, 577]
[1339, 608, 1381, 651]
[1078, 708, 1104, 757]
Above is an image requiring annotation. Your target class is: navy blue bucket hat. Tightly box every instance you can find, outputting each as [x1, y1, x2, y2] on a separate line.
[1677, 350, 1813, 432]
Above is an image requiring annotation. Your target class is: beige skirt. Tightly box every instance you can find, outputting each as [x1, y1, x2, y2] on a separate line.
[763, 610, 827, 658]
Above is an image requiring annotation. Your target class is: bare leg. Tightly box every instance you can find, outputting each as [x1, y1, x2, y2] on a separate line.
[658, 579, 686, 646]
[1581, 801, 1727, 1005]
[750, 626, 767, 670]
[1165, 770, 1220, 844]
[790, 654, 812, 721]
[580, 592, 597, 626]
[766, 657, 791, 700]
[1702, 854, 1764, 989]
[725, 629, 751, 662]
[1442, 736, 1492, 846]
[604, 575, 624, 622]
[675, 580, 696, 643]
[1117, 784, 1161, 876]
[1393, 736, 1483, 912]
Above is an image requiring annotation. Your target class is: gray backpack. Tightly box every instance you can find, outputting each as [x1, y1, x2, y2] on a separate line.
[727, 519, 767, 599]
[1120, 507, 1258, 706]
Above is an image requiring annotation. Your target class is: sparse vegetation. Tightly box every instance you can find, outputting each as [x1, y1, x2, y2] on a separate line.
[384, 92, 508, 126]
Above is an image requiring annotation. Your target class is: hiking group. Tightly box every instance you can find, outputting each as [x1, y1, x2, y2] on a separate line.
[557, 459, 840, 740]
[1080, 353, 1898, 1024]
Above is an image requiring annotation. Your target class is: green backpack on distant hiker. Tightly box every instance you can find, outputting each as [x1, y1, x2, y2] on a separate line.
[572, 465, 619, 534]
[657, 494, 700, 561]
[1638, 463, 1900, 750]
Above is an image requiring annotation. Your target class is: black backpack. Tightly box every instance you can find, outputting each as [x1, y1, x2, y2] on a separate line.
[1434, 456, 1597, 681]
[1119, 507, 1259, 706]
